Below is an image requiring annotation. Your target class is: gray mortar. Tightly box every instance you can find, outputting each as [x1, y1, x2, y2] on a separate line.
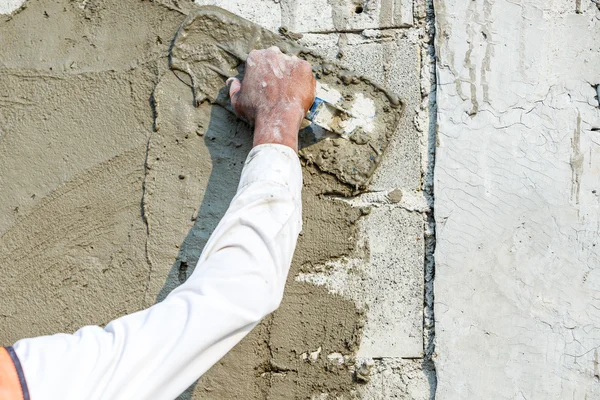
[422, 0, 438, 395]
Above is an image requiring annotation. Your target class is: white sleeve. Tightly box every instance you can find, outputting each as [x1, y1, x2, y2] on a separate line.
[12, 144, 303, 400]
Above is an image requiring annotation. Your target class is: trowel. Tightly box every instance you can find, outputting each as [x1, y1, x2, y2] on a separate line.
[301, 81, 377, 139]
[222, 78, 375, 140]
[220, 61, 377, 140]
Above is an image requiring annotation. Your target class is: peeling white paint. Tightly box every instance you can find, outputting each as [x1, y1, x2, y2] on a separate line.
[434, 0, 600, 398]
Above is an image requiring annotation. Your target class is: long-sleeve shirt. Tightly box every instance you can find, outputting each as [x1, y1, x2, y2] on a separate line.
[1, 144, 303, 400]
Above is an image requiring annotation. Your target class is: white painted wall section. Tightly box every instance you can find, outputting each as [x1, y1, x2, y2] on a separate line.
[434, 0, 600, 398]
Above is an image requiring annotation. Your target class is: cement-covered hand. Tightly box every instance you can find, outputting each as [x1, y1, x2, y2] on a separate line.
[227, 46, 316, 152]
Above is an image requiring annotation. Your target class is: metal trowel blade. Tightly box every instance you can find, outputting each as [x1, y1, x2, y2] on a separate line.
[303, 81, 376, 138]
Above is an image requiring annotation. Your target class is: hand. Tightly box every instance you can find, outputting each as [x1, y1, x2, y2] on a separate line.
[227, 46, 316, 152]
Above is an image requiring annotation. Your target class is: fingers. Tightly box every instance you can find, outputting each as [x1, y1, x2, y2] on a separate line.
[227, 77, 242, 113]
[227, 47, 315, 124]
[226, 76, 239, 89]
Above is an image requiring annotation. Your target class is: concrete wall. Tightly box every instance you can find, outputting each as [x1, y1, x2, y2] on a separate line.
[5, 0, 599, 398]
[0, 0, 435, 398]
[434, 0, 600, 398]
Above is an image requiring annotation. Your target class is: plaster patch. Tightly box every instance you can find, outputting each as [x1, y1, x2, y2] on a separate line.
[297, 205, 425, 358]
[302, 30, 423, 191]
[144, 8, 382, 398]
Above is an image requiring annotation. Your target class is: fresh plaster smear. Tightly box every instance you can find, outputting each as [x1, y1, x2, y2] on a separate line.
[434, 0, 600, 398]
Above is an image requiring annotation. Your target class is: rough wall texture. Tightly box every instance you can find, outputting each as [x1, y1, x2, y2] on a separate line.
[434, 0, 600, 398]
[0, 0, 435, 399]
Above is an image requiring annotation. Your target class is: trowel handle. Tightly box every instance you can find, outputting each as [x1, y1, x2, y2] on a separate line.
[305, 98, 326, 122]
[300, 97, 325, 130]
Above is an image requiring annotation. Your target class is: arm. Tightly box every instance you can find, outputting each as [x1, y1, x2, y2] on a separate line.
[6, 47, 315, 400]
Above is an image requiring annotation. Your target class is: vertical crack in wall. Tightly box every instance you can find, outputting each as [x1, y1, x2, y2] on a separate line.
[140, 90, 158, 307]
[422, 0, 438, 396]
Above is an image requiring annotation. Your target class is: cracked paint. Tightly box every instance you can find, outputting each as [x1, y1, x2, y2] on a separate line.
[434, 0, 600, 398]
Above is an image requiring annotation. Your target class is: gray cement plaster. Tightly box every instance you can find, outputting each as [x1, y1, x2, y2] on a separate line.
[434, 0, 600, 398]
[0, 0, 435, 398]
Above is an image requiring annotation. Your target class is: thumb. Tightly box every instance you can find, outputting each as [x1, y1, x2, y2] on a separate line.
[226, 77, 242, 113]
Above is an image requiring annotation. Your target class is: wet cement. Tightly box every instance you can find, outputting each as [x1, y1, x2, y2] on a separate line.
[170, 6, 403, 190]
[0, 1, 400, 398]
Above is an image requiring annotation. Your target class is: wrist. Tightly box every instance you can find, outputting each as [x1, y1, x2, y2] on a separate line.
[253, 103, 306, 152]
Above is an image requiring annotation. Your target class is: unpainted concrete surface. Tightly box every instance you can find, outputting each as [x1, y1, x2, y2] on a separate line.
[195, 0, 413, 33]
[434, 0, 600, 398]
[0, 0, 435, 398]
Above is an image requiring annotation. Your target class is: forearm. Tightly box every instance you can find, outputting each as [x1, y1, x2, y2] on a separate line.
[12, 144, 302, 400]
